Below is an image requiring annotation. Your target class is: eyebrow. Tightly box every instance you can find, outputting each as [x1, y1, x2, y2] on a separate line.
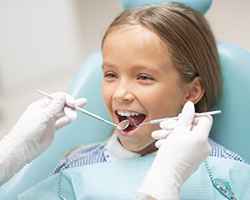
[102, 61, 160, 71]
[102, 62, 113, 69]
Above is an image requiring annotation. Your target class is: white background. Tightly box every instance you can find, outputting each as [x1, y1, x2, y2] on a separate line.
[0, 0, 249, 139]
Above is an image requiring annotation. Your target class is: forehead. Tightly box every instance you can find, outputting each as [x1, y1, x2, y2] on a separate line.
[104, 26, 167, 49]
[102, 27, 172, 65]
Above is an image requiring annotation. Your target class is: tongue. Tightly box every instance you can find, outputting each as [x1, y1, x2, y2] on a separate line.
[126, 115, 146, 127]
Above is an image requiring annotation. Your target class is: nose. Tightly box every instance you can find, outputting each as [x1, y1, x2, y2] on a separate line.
[113, 82, 134, 103]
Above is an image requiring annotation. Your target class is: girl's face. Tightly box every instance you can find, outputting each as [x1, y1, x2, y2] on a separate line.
[102, 28, 191, 155]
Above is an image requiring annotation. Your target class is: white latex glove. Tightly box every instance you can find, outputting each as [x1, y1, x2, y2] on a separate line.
[0, 92, 87, 185]
[137, 101, 212, 200]
[152, 119, 178, 149]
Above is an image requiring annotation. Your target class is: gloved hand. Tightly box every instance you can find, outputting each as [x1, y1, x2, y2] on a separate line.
[0, 92, 87, 185]
[152, 119, 178, 149]
[137, 101, 212, 200]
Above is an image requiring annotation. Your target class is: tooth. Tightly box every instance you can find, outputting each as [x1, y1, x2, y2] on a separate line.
[117, 111, 140, 117]
[124, 112, 130, 117]
[117, 111, 129, 116]
[131, 112, 137, 116]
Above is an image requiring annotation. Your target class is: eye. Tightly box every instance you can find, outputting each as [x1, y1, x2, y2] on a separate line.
[104, 72, 117, 80]
[138, 74, 153, 81]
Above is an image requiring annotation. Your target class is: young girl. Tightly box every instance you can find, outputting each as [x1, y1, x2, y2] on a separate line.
[52, 2, 245, 174]
[49, 2, 247, 199]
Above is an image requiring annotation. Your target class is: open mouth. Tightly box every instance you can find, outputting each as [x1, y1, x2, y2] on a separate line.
[116, 110, 146, 131]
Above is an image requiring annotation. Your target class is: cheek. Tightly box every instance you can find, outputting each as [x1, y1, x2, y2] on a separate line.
[146, 86, 186, 117]
[102, 83, 113, 108]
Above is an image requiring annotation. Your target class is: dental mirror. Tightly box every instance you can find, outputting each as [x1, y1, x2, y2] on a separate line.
[117, 120, 130, 130]
[36, 90, 130, 130]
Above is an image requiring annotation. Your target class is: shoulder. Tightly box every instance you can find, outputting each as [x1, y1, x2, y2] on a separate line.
[208, 138, 248, 163]
[66, 143, 106, 158]
[51, 142, 107, 175]
[64, 142, 107, 165]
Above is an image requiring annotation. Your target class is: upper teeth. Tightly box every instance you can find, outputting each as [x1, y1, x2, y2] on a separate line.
[117, 111, 140, 117]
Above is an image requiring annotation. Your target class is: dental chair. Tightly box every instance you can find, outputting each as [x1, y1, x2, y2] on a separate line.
[1, 0, 250, 199]
[210, 42, 250, 161]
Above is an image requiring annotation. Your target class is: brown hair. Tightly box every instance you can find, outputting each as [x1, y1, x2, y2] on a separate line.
[102, 2, 222, 112]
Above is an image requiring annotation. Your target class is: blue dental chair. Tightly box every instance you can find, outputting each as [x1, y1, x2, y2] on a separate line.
[1, 0, 250, 199]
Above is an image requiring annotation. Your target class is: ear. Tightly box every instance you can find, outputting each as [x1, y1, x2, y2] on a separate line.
[184, 76, 204, 104]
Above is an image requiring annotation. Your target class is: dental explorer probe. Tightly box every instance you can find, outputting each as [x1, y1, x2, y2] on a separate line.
[36, 90, 129, 130]
[139, 110, 221, 126]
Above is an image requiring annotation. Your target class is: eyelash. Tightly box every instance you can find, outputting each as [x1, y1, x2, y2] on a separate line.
[138, 75, 153, 81]
[104, 72, 117, 79]
[103, 72, 154, 83]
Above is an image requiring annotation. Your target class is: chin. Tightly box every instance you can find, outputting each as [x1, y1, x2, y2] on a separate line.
[120, 139, 157, 155]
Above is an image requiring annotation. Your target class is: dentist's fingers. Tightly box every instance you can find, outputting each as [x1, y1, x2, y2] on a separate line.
[192, 115, 213, 138]
[159, 119, 178, 130]
[63, 98, 88, 120]
[75, 98, 88, 107]
[155, 138, 167, 149]
[55, 116, 73, 130]
[175, 101, 195, 133]
[152, 129, 171, 140]
[159, 101, 195, 131]
[152, 129, 171, 149]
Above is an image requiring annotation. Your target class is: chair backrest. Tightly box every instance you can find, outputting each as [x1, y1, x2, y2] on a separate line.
[210, 42, 250, 162]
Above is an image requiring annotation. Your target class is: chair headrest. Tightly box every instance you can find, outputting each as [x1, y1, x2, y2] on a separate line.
[120, 0, 212, 14]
